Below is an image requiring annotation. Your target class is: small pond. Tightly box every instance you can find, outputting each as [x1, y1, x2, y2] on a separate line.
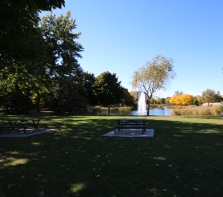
[130, 107, 172, 116]
[96, 107, 173, 116]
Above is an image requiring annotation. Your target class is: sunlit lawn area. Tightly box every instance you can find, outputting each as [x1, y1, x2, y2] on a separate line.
[0, 114, 223, 197]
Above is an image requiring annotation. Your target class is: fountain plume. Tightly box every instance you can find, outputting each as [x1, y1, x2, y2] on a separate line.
[137, 92, 147, 115]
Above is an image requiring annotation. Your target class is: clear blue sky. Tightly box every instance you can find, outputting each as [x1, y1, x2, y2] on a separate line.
[41, 0, 223, 98]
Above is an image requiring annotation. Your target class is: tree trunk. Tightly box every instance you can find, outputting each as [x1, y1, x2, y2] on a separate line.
[147, 100, 150, 116]
[108, 104, 110, 115]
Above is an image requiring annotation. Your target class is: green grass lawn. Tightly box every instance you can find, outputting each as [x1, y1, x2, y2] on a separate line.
[0, 114, 223, 197]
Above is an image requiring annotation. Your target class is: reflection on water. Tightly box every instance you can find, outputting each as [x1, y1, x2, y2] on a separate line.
[130, 111, 147, 116]
[130, 107, 172, 116]
[151, 107, 172, 116]
[96, 107, 172, 116]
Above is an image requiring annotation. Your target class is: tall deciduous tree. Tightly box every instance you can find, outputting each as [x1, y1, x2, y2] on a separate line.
[0, 0, 65, 68]
[50, 75, 88, 115]
[132, 55, 176, 115]
[40, 11, 83, 78]
[169, 94, 193, 105]
[201, 89, 216, 106]
[180, 94, 193, 105]
[93, 71, 126, 115]
[169, 95, 181, 105]
[29, 11, 84, 112]
[0, 11, 84, 113]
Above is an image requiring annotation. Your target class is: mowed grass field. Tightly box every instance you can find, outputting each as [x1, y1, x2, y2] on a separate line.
[0, 114, 223, 197]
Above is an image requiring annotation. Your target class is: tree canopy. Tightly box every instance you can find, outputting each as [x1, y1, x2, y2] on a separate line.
[132, 55, 176, 115]
[169, 94, 193, 105]
[0, 0, 65, 68]
[201, 89, 216, 106]
[93, 71, 126, 115]
[0, 11, 85, 114]
[40, 12, 83, 78]
[50, 75, 88, 115]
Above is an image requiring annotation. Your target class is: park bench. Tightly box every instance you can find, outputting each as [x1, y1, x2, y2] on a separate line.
[118, 122, 147, 125]
[114, 118, 147, 135]
[8, 118, 47, 132]
[0, 126, 28, 134]
[114, 125, 146, 134]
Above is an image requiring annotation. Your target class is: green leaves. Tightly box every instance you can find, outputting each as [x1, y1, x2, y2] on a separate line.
[0, 10, 84, 113]
[132, 55, 175, 92]
[132, 55, 176, 115]
[50, 75, 88, 114]
[40, 11, 83, 78]
[0, 0, 65, 68]
[201, 89, 216, 105]
[93, 72, 126, 115]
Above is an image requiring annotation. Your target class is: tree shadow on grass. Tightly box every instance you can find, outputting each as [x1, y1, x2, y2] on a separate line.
[0, 116, 223, 196]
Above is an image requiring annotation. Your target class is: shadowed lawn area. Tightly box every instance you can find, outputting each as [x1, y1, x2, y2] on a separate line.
[0, 115, 223, 197]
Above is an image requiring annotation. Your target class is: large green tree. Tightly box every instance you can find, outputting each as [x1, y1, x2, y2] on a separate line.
[29, 11, 84, 112]
[0, 11, 84, 113]
[93, 71, 126, 115]
[0, 0, 65, 113]
[132, 55, 176, 115]
[0, 0, 65, 68]
[201, 89, 216, 106]
[40, 12, 83, 78]
[50, 75, 88, 115]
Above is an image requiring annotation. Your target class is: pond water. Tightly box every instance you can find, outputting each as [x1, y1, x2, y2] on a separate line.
[130, 107, 172, 116]
[96, 107, 173, 116]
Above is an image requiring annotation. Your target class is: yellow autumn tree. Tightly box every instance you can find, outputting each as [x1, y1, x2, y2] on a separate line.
[169, 95, 181, 105]
[169, 94, 193, 105]
[180, 94, 193, 105]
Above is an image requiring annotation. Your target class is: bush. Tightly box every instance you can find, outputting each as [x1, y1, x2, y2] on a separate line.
[172, 106, 223, 116]
[213, 106, 223, 116]
[172, 110, 182, 116]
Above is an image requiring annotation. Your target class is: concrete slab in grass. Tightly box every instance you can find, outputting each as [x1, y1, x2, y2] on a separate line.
[103, 129, 154, 137]
[0, 129, 56, 138]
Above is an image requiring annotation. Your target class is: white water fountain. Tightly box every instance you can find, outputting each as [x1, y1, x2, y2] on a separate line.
[137, 91, 147, 115]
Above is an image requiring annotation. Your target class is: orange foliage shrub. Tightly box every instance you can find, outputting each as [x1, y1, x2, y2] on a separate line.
[181, 94, 193, 105]
[169, 94, 193, 105]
